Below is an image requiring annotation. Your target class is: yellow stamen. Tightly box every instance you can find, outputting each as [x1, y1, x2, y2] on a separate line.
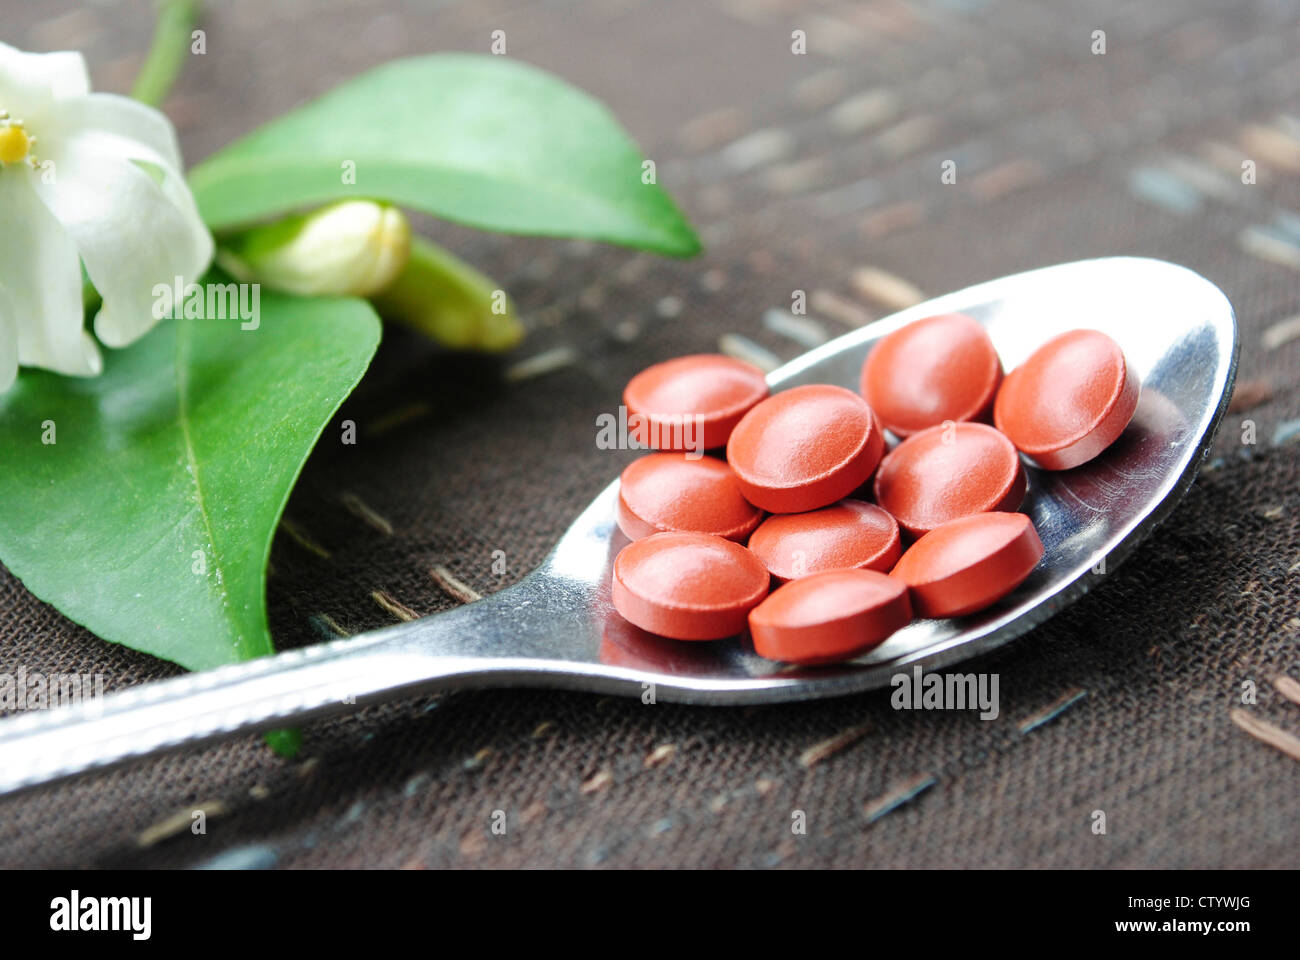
[0, 122, 32, 165]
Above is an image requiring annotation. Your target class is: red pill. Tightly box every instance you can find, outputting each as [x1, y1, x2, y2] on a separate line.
[873, 422, 1026, 538]
[624, 354, 769, 451]
[860, 313, 1002, 437]
[994, 329, 1139, 470]
[890, 512, 1044, 619]
[747, 499, 900, 581]
[748, 569, 912, 665]
[616, 453, 763, 542]
[726, 384, 884, 514]
[612, 532, 770, 640]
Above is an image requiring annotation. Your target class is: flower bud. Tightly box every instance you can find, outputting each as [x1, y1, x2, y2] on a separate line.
[220, 200, 411, 297]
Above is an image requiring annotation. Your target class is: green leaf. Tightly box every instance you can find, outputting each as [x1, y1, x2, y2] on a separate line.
[188, 54, 700, 257]
[264, 727, 303, 758]
[0, 290, 381, 672]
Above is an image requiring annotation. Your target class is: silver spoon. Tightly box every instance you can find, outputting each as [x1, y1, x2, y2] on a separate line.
[0, 257, 1237, 798]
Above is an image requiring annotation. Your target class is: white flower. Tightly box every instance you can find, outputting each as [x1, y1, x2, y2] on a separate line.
[0, 42, 213, 391]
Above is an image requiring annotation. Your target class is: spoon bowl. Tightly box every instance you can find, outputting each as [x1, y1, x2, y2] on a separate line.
[0, 257, 1237, 796]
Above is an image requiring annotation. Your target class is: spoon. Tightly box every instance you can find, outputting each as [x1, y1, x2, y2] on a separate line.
[0, 256, 1237, 798]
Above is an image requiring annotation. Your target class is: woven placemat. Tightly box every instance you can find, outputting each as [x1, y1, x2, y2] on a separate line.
[1, 0, 1297, 868]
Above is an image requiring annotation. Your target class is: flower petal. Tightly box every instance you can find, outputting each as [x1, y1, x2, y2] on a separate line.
[32, 139, 214, 348]
[0, 285, 19, 393]
[0, 42, 90, 119]
[43, 92, 183, 172]
[0, 167, 101, 376]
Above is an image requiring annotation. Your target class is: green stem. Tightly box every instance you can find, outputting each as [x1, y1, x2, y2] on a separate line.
[130, 0, 203, 107]
[371, 236, 524, 351]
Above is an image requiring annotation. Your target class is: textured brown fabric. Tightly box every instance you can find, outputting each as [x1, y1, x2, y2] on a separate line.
[1, 0, 1298, 868]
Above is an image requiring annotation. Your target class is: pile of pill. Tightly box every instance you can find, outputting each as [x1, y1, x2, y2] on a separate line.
[611, 314, 1140, 665]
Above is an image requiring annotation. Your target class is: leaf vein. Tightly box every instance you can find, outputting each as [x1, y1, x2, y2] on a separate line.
[175, 316, 240, 654]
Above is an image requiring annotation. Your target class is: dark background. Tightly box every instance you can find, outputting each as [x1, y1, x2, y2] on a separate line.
[1, 0, 1297, 868]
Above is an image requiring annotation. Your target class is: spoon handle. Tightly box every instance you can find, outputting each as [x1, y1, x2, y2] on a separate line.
[0, 599, 533, 798]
